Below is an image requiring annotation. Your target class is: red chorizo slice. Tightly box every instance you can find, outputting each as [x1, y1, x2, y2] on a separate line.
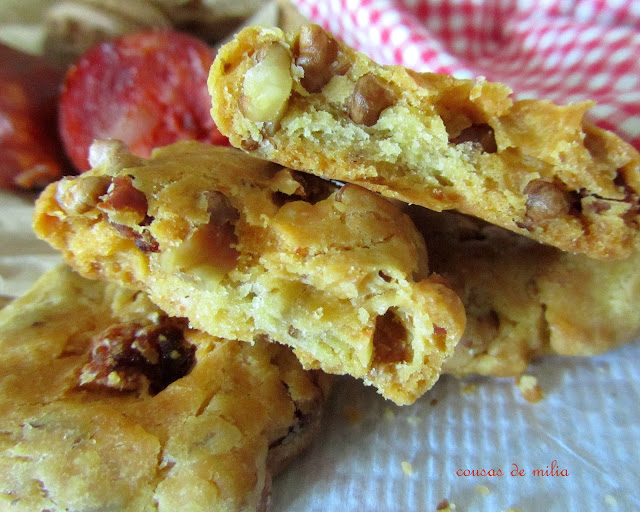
[0, 43, 67, 191]
[59, 30, 228, 173]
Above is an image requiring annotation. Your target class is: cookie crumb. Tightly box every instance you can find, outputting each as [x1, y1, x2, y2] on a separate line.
[516, 374, 544, 403]
[401, 460, 414, 476]
[436, 499, 456, 511]
[476, 484, 490, 496]
[604, 494, 618, 507]
[430, 398, 439, 406]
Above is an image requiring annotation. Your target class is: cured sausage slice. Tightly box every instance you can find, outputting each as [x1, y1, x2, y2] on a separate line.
[59, 30, 227, 172]
[0, 44, 66, 190]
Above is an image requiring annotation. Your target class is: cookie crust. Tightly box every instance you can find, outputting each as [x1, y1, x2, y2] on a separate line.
[209, 24, 640, 260]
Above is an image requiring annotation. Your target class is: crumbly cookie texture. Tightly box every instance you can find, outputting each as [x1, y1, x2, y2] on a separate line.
[408, 208, 640, 377]
[209, 24, 640, 260]
[33, 140, 465, 405]
[0, 265, 330, 512]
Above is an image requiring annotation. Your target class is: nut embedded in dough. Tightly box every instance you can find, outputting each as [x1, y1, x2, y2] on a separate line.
[240, 42, 293, 123]
[55, 175, 112, 214]
[348, 73, 396, 126]
[296, 24, 341, 93]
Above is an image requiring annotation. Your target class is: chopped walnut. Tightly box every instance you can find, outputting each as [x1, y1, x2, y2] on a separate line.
[296, 24, 346, 93]
[56, 175, 112, 214]
[204, 191, 240, 226]
[614, 169, 635, 199]
[524, 179, 576, 223]
[241, 138, 260, 151]
[164, 193, 240, 273]
[378, 271, 392, 282]
[167, 222, 238, 273]
[191, 220, 239, 270]
[241, 42, 293, 124]
[200, 191, 240, 269]
[79, 317, 195, 395]
[348, 73, 395, 126]
[99, 175, 149, 225]
[96, 174, 160, 252]
[432, 325, 448, 352]
[372, 309, 412, 366]
[271, 171, 335, 206]
[450, 124, 497, 153]
[111, 221, 159, 253]
[583, 129, 607, 160]
[288, 326, 301, 338]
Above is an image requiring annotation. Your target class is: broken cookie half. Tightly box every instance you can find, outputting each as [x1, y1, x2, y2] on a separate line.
[409, 208, 640, 378]
[209, 24, 640, 260]
[0, 265, 330, 512]
[33, 140, 465, 405]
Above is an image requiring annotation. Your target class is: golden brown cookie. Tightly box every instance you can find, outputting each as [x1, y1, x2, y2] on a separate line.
[0, 264, 330, 511]
[33, 140, 465, 405]
[407, 207, 640, 377]
[209, 24, 640, 260]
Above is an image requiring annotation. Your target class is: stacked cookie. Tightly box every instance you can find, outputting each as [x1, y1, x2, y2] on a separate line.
[0, 265, 330, 511]
[33, 140, 465, 406]
[4, 23, 640, 511]
[207, 23, 640, 378]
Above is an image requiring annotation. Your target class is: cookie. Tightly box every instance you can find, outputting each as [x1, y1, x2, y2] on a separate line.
[33, 140, 465, 405]
[0, 264, 330, 511]
[209, 24, 640, 260]
[407, 207, 640, 377]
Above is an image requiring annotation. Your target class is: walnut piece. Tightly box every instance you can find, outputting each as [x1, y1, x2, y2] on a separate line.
[99, 175, 149, 225]
[79, 317, 195, 395]
[96, 174, 160, 251]
[372, 309, 412, 366]
[450, 124, 498, 153]
[165, 192, 240, 273]
[271, 171, 335, 206]
[111, 221, 159, 253]
[179, 221, 239, 271]
[205, 190, 240, 226]
[88, 139, 130, 168]
[241, 42, 293, 124]
[56, 175, 112, 214]
[524, 179, 575, 222]
[296, 24, 340, 93]
[348, 73, 395, 126]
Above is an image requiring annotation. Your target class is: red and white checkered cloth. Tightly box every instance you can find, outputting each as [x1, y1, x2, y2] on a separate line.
[291, 0, 640, 151]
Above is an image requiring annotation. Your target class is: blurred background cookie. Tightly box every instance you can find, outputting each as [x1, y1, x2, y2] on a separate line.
[0, 264, 331, 511]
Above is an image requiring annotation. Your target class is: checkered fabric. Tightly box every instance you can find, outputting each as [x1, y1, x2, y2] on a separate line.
[291, 0, 640, 150]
